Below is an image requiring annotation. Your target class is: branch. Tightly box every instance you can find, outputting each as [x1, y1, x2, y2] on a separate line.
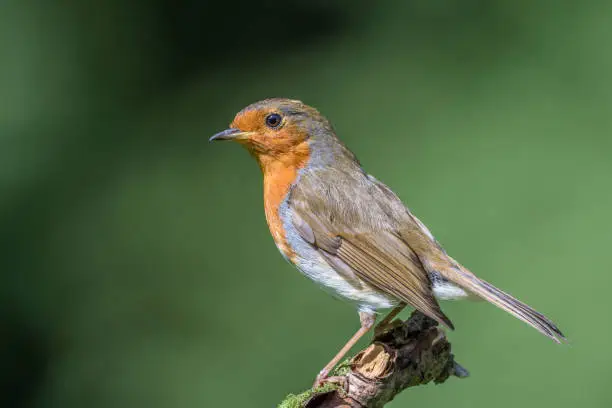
[279, 311, 469, 408]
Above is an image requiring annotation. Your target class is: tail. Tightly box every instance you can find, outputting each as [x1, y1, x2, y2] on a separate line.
[439, 260, 566, 343]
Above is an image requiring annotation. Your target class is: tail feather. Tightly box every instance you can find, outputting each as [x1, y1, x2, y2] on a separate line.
[440, 262, 566, 343]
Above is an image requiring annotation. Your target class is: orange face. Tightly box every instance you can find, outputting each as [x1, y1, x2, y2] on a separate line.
[229, 106, 310, 157]
[209, 99, 317, 166]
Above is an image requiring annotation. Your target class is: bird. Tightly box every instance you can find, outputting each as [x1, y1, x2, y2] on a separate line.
[209, 98, 565, 385]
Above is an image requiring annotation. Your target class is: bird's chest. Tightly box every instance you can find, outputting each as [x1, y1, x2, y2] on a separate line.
[262, 165, 341, 283]
[262, 164, 300, 260]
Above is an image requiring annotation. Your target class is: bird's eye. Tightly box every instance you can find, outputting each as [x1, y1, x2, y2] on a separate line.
[265, 113, 282, 129]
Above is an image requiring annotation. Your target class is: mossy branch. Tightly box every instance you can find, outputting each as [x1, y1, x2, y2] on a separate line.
[279, 311, 469, 408]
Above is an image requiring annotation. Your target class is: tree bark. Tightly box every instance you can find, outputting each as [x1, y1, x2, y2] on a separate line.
[279, 311, 468, 408]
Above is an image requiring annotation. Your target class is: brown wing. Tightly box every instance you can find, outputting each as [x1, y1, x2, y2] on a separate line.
[289, 181, 453, 329]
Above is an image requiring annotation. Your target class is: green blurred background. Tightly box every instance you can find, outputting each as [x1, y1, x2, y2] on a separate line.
[1, 1, 611, 407]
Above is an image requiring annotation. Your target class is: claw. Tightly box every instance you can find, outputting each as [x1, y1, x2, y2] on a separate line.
[313, 372, 348, 393]
[313, 368, 330, 388]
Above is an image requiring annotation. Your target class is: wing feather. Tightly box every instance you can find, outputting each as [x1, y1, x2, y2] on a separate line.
[292, 205, 453, 329]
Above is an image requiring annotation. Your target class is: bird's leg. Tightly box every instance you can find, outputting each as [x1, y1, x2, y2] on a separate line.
[313, 311, 375, 388]
[374, 302, 406, 337]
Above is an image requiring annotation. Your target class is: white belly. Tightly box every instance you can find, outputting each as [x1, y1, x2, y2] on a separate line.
[292, 246, 398, 313]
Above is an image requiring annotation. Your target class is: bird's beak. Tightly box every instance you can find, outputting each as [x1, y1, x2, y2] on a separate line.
[209, 128, 251, 142]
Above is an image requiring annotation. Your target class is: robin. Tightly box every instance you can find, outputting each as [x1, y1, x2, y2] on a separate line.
[210, 98, 565, 385]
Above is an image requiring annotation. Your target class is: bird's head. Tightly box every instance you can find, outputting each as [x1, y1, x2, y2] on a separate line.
[210, 98, 339, 169]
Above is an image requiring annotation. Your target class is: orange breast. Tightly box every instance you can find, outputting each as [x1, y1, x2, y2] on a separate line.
[258, 143, 310, 261]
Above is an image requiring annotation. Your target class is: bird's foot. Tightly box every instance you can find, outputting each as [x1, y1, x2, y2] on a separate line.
[313, 368, 330, 389]
[313, 370, 347, 392]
